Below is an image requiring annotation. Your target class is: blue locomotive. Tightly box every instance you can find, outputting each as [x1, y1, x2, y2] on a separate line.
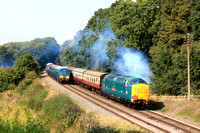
[102, 74, 150, 108]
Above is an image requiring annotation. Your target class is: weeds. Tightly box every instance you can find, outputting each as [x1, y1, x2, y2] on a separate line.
[161, 108, 169, 113]
[42, 94, 74, 123]
[17, 99, 27, 106]
[177, 107, 195, 116]
[62, 104, 83, 127]
[0, 105, 3, 111]
[192, 112, 200, 123]
[35, 90, 48, 100]
[0, 108, 49, 132]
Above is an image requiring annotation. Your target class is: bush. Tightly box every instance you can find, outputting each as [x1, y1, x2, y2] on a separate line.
[62, 104, 83, 127]
[33, 84, 42, 92]
[27, 98, 43, 111]
[25, 71, 38, 80]
[7, 83, 16, 90]
[27, 87, 48, 111]
[42, 94, 75, 123]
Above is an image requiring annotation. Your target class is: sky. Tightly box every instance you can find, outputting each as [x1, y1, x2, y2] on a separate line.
[0, 0, 116, 45]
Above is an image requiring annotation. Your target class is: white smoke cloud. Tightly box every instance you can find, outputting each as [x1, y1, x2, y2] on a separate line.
[115, 47, 151, 83]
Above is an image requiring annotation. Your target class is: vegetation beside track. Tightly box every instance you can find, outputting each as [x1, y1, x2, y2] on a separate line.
[149, 99, 200, 127]
[0, 76, 146, 133]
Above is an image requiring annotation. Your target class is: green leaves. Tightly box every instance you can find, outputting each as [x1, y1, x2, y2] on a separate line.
[15, 53, 40, 77]
[0, 54, 40, 92]
[189, 0, 200, 40]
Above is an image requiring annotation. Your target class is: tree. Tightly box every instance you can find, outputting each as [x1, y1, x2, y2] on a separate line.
[15, 53, 40, 78]
[189, 0, 200, 40]
[157, 0, 189, 50]
[110, 0, 160, 53]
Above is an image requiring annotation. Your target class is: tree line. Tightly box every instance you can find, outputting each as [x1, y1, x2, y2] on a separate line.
[0, 54, 40, 92]
[0, 37, 60, 69]
[0, 0, 199, 95]
[59, 0, 200, 95]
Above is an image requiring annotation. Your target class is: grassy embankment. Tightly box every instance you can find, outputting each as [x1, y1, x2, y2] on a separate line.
[149, 98, 200, 127]
[0, 72, 145, 133]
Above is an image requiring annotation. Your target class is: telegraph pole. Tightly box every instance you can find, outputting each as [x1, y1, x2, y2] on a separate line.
[187, 33, 190, 102]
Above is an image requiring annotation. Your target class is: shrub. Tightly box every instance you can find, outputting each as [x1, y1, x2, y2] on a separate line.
[16, 78, 32, 93]
[33, 84, 42, 92]
[25, 71, 38, 80]
[42, 94, 75, 123]
[27, 90, 47, 111]
[7, 83, 16, 90]
[62, 104, 83, 127]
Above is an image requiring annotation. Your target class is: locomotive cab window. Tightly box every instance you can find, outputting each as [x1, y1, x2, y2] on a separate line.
[139, 79, 147, 84]
[129, 79, 138, 85]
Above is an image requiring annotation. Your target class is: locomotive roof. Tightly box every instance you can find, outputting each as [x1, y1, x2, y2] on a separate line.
[55, 66, 67, 70]
[84, 70, 107, 77]
[46, 63, 53, 66]
[73, 68, 87, 73]
[105, 74, 137, 83]
[65, 66, 75, 70]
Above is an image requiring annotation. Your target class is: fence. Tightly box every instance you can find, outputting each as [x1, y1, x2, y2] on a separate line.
[150, 94, 200, 102]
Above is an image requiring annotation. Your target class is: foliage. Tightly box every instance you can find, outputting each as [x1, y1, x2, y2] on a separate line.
[0, 53, 41, 92]
[110, 0, 160, 53]
[25, 71, 38, 80]
[62, 104, 83, 127]
[189, 0, 200, 40]
[42, 94, 81, 123]
[0, 108, 48, 133]
[0, 37, 60, 68]
[1, 0, 200, 95]
[15, 53, 40, 77]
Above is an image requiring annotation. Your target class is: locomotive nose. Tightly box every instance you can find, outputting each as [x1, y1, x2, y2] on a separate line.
[131, 84, 150, 102]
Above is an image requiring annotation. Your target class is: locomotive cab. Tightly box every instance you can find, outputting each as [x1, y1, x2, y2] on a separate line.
[130, 78, 150, 106]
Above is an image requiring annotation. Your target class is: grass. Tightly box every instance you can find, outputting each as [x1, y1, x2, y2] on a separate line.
[161, 108, 169, 113]
[0, 108, 49, 133]
[42, 94, 81, 124]
[0, 105, 3, 111]
[17, 99, 27, 106]
[177, 107, 196, 116]
[0, 77, 146, 133]
[192, 112, 200, 123]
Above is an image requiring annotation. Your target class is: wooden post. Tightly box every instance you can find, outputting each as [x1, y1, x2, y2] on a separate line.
[187, 33, 190, 102]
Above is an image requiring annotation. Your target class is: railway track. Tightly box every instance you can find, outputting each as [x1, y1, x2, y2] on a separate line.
[44, 71, 200, 133]
[62, 84, 200, 133]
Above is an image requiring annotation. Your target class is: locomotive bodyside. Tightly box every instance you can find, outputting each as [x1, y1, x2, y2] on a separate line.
[102, 74, 150, 108]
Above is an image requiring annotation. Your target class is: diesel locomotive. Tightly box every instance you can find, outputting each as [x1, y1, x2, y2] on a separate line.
[46, 63, 70, 83]
[46, 63, 150, 109]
